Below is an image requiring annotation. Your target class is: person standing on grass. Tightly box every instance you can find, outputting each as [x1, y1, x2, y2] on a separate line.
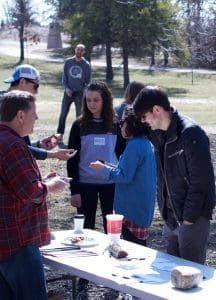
[1, 64, 76, 161]
[67, 80, 125, 292]
[67, 81, 125, 232]
[56, 44, 91, 144]
[115, 81, 145, 121]
[0, 90, 68, 300]
[133, 85, 215, 264]
[90, 105, 157, 246]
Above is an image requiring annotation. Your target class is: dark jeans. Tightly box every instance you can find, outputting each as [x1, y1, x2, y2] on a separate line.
[163, 216, 210, 264]
[57, 91, 83, 134]
[0, 245, 47, 300]
[122, 225, 147, 246]
[78, 184, 115, 233]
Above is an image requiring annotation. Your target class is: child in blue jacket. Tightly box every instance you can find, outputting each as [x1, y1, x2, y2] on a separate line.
[90, 105, 156, 246]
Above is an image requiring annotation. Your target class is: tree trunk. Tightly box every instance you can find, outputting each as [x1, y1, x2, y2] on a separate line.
[105, 41, 113, 81]
[122, 45, 129, 89]
[163, 51, 169, 66]
[150, 45, 155, 66]
[19, 24, 25, 63]
[104, 2, 113, 81]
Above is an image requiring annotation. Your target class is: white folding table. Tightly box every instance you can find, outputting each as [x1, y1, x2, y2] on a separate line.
[41, 229, 216, 300]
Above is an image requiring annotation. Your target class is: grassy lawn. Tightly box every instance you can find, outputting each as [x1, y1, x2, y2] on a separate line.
[0, 55, 216, 133]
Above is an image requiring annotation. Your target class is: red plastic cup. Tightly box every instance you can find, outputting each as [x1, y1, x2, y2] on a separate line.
[106, 214, 124, 242]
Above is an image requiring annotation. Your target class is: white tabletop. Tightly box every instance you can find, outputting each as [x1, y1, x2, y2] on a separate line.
[41, 229, 216, 300]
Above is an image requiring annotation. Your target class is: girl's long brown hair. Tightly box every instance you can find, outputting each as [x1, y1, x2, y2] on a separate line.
[80, 81, 115, 131]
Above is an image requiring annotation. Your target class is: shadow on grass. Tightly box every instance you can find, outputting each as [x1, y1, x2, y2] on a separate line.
[93, 67, 189, 99]
[41, 71, 62, 87]
[0, 61, 20, 70]
[166, 87, 188, 97]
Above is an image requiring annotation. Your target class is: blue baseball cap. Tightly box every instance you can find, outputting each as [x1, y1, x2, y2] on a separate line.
[3, 64, 40, 83]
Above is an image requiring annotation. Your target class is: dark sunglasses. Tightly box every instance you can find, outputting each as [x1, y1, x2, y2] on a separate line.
[25, 78, 39, 90]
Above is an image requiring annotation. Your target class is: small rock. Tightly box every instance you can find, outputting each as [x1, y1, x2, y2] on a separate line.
[171, 266, 202, 290]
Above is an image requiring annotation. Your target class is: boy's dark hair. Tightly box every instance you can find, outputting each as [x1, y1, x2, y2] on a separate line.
[121, 105, 150, 137]
[81, 81, 115, 131]
[133, 86, 171, 118]
[0, 90, 35, 121]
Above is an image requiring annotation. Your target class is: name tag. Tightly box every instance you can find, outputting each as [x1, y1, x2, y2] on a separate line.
[94, 137, 105, 146]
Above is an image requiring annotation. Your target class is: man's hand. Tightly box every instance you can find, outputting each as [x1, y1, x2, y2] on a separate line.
[43, 171, 57, 181]
[65, 88, 72, 97]
[47, 149, 77, 160]
[44, 175, 68, 194]
[39, 135, 59, 150]
[70, 194, 82, 208]
[183, 220, 194, 225]
[89, 160, 104, 171]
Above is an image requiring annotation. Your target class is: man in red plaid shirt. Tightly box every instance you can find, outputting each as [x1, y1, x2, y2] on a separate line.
[0, 91, 68, 300]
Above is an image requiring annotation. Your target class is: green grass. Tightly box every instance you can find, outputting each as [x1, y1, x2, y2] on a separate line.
[0, 55, 216, 131]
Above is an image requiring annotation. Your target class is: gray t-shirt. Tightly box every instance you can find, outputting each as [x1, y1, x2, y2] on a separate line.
[62, 56, 91, 92]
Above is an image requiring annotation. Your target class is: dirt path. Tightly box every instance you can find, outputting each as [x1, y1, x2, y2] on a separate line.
[1, 37, 216, 75]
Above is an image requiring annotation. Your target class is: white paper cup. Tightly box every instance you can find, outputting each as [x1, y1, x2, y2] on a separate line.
[73, 214, 85, 234]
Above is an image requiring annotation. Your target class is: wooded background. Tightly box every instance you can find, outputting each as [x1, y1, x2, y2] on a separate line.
[2, 0, 216, 87]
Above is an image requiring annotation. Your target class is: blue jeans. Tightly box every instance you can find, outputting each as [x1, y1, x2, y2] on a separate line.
[0, 245, 47, 300]
[57, 91, 83, 134]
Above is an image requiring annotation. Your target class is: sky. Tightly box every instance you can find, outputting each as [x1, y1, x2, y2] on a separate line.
[0, 0, 53, 25]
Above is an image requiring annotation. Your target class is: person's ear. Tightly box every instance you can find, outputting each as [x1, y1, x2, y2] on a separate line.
[153, 105, 162, 113]
[16, 110, 25, 123]
[19, 78, 25, 84]
[19, 78, 27, 88]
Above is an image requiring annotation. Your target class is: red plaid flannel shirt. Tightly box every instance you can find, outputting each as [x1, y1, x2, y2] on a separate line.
[0, 125, 50, 261]
[123, 219, 149, 240]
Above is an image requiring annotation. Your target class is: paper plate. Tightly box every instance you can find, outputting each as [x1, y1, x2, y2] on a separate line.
[62, 235, 98, 248]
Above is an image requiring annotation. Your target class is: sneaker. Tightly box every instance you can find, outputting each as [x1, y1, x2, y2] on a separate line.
[76, 278, 89, 293]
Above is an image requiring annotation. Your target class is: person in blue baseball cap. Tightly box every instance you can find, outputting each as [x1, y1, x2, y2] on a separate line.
[1, 64, 77, 162]
[4, 64, 40, 82]
[3, 64, 40, 94]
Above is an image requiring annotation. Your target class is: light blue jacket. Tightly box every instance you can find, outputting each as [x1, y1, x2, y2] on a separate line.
[100, 136, 157, 228]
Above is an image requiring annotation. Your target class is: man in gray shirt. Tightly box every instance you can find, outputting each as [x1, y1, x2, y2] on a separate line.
[56, 44, 91, 143]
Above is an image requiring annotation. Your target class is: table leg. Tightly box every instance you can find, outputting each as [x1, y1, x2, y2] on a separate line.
[71, 275, 77, 299]
[46, 273, 77, 299]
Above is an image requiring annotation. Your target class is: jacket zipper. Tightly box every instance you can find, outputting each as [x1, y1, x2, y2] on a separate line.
[183, 176, 189, 187]
[163, 137, 181, 227]
[168, 149, 184, 158]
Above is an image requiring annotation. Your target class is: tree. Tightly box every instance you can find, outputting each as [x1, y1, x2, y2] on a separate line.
[58, 0, 115, 80]
[176, 0, 216, 68]
[45, 0, 76, 19]
[5, 0, 37, 63]
[112, 1, 136, 88]
[48, 0, 188, 87]
[101, 1, 114, 80]
[112, 0, 187, 86]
